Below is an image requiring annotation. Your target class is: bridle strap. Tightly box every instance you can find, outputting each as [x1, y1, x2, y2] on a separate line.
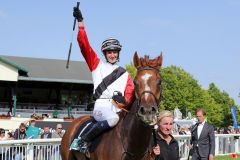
[137, 66, 159, 72]
[138, 90, 160, 108]
[136, 66, 162, 108]
[120, 65, 162, 159]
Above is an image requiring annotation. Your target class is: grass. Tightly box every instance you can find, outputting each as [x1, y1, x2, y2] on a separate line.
[215, 154, 238, 160]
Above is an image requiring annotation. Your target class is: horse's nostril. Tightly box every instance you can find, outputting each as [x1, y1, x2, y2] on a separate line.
[140, 107, 145, 114]
[152, 107, 157, 113]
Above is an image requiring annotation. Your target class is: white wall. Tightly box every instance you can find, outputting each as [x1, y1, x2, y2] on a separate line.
[0, 61, 18, 81]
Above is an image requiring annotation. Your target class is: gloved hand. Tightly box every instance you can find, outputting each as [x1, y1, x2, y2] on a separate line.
[112, 91, 126, 104]
[73, 7, 83, 22]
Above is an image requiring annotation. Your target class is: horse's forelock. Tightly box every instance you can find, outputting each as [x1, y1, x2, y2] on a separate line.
[140, 55, 161, 69]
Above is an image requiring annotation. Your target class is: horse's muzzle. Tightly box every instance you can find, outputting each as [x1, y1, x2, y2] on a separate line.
[138, 106, 158, 125]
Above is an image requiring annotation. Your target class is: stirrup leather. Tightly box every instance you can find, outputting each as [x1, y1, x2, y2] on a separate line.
[79, 141, 90, 153]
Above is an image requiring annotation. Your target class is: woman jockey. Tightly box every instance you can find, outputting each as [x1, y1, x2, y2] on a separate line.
[70, 6, 134, 152]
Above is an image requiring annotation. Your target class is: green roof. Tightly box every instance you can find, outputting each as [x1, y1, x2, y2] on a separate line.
[0, 56, 28, 73]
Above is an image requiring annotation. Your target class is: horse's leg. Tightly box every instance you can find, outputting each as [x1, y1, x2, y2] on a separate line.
[72, 151, 89, 160]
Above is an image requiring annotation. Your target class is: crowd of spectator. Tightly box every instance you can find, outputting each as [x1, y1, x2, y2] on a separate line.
[0, 119, 65, 141]
[171, 125, 239, 135]
[0, 119, 65, 160]
[214, 126, 240, 134]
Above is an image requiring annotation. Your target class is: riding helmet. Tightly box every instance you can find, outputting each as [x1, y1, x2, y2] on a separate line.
[101, 38, 122, 52]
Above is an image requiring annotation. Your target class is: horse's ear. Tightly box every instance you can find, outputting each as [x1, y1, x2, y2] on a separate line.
[158, 52, 163, 67]
[133, 51, 141, 68]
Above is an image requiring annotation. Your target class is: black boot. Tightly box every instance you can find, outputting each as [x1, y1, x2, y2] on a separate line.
[70, 121, 94, 151]
[82, 120, 110, 142]
[78, 120, 110, 153]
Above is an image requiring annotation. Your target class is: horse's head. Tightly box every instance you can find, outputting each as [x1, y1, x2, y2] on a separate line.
[133, 51, 163, 125]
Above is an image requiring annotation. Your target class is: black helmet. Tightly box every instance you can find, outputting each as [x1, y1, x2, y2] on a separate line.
[101, 38, 122, 52]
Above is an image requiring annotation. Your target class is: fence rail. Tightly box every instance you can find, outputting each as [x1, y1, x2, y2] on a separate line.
[0, 139, 62, 160]
[0, 134, 239, 160]
[0, 107, 92, 118]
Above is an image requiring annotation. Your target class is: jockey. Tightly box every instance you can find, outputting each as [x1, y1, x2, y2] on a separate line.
[70, 7, 134, 152]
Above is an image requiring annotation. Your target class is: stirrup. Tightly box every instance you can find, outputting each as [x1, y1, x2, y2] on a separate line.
[70, 138, 81, 151]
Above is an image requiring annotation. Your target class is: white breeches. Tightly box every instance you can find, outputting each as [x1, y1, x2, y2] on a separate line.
[93, 99, 120, 127]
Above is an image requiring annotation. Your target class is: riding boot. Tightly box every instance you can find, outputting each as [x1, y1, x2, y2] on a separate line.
[70, 122, 94, 151]
[82, 120, 110, 142]
[78, 120, 110, 153]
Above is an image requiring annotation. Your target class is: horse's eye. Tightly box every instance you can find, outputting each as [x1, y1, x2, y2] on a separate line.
[157, 80, 161, 85]
[133, 80, 138, 85]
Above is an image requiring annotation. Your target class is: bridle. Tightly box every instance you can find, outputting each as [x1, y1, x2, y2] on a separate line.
[120, 66, 163, 160]
[135, 66, 162, 110]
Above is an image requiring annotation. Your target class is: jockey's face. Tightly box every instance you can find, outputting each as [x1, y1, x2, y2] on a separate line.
[105, 50, 119, 64]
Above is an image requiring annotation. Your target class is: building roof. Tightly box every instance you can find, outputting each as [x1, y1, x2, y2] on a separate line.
[0, 55, 92, 84]
[0, 56, 28, 73]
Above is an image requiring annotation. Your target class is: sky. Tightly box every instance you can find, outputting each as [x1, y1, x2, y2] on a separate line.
[0, 1, 240, 105]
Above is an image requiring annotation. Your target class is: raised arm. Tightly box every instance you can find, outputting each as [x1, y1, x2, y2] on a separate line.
[73, 7, 100, 71]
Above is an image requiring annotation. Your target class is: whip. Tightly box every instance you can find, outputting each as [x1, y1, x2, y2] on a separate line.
[66, 2, 80, 69]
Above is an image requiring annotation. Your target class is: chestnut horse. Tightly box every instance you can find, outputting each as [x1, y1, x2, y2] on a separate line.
[61, 52, 163, 160]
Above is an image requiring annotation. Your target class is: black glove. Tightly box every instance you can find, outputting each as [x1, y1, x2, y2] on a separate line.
[112, 92, 126, 104]
[73, 7, 83, 22]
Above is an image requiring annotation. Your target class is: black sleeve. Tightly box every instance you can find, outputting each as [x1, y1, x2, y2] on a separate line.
[176, 141, 180, 160]
[209, 125, 215, 156]
[13, 129, 18, 139]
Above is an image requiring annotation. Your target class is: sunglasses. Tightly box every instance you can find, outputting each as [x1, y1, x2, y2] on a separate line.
[58, 128, 62, 129]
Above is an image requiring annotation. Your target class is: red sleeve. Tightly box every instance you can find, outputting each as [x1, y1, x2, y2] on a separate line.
[124, 74, 134, 106]
[77, 26, 100, 71]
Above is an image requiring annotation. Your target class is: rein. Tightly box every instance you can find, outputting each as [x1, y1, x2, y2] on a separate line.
[120, 101, 152, 160]
[136, 66, 162, 109]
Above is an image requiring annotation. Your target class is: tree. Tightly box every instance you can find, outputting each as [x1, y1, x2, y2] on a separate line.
[208, 83, 237, 127]
[125, 64, 136, 79]
[125, 64, 237, 127]
[160, 66, 206, 117]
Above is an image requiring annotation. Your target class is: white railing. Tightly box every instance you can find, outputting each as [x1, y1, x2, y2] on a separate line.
[0, 107, 92, 118]
[174, 135, 191, 159]
[174, 134, 240, 159]
[0, 139, 61, 160]
[0, 134, 239, 160]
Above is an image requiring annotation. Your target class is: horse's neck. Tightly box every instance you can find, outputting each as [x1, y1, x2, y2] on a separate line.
[121, 101, 152, 156]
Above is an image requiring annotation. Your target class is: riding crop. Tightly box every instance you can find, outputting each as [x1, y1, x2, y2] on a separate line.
[66, 2, 80, 69]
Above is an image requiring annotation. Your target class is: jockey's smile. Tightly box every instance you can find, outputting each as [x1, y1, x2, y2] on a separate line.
[105, 50, 119, 64]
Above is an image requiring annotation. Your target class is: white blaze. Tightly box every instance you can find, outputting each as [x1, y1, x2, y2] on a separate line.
[141, 73, 152, 101]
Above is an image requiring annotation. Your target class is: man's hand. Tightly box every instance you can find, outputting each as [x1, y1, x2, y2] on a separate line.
[112, 92, 126, 104]
[188, 144, 193, 149]
[152, 144, 160, 155]
[209, 154, 214, 160]
[117, 102, 126, 109]
[73, 7, 83, 22]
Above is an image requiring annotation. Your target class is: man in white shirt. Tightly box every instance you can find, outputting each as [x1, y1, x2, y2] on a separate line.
[190, 108, 215, 160]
